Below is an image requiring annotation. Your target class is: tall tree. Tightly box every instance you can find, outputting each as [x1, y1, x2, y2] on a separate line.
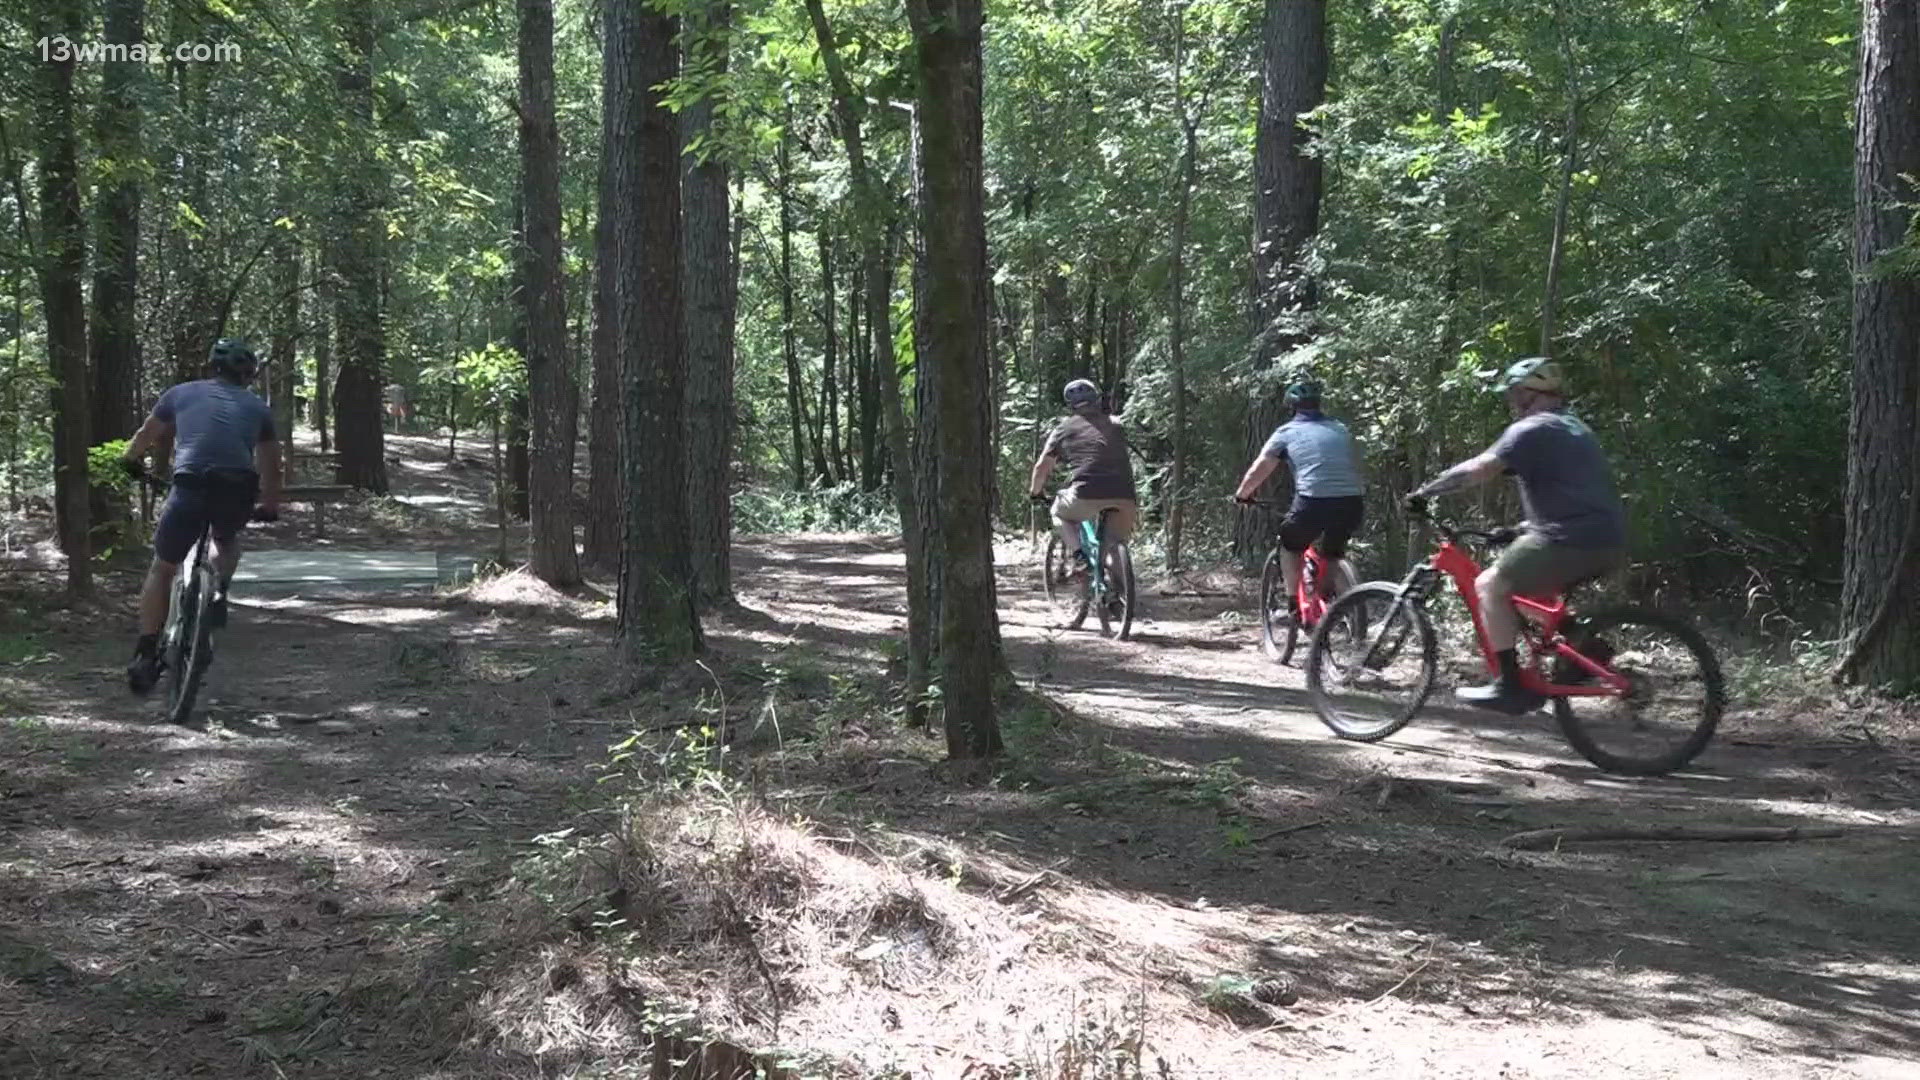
[33, 0, 91, 596]
[1837, 0, 1920, 687]
[331, 0, 389, 493]
[89, 0, 145, 519]
[804, 0, 932, 720]
[517, 0, 581, 587]
[585, 73, 623, 569]
[1236, 0, 1327, 561]
[267, 226, 300, 486]
[614, 0, 703, 658]
[906, 0, 999, 760]
[683, 0, 737, 607]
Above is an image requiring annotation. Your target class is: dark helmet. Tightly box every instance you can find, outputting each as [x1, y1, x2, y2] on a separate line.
[1062, 378, 1101, 412]
[209, 338, 259, 382]
[1494, 356, 1564, 395]
[1284, 377, 1323, 408]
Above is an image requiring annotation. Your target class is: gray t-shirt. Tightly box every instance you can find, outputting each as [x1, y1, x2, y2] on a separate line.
[1489, 408, 1625, 548]
[152, 379, 277, 475]
[1260, 414, 1364, 497]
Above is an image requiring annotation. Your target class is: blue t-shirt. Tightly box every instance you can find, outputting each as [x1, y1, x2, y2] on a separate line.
[1260, 413, 1364, 497]
[152, 379, 277, 475]
[1489, 408, 1625, 548]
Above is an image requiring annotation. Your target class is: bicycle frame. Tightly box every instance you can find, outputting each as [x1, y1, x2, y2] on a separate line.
[1416, 538, 1629, 698]
[1294, 546, 1335, 629]
[1076, 519, 1107, 598]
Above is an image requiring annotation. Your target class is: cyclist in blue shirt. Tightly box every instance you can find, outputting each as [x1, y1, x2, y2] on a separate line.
[119, 339, 281, 695]
[1235, 377, 1366, 619]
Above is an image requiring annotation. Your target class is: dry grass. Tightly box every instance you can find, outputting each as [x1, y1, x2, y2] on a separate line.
[480, 768, 1246, 1078]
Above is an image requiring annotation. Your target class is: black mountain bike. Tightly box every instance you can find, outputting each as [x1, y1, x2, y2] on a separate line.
[138, 471, 274, 726]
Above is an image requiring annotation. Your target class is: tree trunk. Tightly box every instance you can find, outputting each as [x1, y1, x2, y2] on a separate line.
[33, 0, 91, 595]
[909, 98, 944, 722]
[612, 0, 703, 659]
[683, 0, 736, 607]
[332, 2, 388, 493]
[805, 0, 931, 720]
[518, 0, 581, 587]
[315, 283, 333, 452]
[89, 0, 145, 532]
[1166, 17, 1197, 573]
[268, 229, 299, 487]
[1237, 0, 1327, 563]
[907, 0, 999, 761]
[1539, 0, 1580, 355]
[1838, 0, 1920, 687]
[777, 110, 808, 490]
[817, 225, 843, 485]
[585, 0, 625, 571]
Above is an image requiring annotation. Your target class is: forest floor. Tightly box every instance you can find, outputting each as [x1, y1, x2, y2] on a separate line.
[3, 432, 1919, 1078]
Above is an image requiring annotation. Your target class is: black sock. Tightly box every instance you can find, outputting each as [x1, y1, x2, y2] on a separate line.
[1494, 648, 1524, 686]
[135, 634, 159, 658]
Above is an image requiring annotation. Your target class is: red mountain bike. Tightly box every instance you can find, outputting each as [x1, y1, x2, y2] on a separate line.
[1244, 498, 1353, 665]
[1303, 503, 1723, 775]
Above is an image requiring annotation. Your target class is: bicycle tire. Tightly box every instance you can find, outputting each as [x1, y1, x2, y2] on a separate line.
[1102, 541, 1136, 641]
[1043, 533, 1089, 630]
[1305, 582, 1437, 742]
[165, 562, 215, 727]
[1551, 605, 1724, 776]
[1258, 549, 1298, 664]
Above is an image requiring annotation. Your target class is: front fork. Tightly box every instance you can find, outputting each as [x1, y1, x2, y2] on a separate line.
[1350, 565, 1434, 674]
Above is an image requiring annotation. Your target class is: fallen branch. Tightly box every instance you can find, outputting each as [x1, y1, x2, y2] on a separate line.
[1501, 825, 1848, 850]
[1253, 818, 1328, 843]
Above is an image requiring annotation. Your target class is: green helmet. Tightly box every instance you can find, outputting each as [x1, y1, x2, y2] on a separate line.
[1494, 356, 1563, 395]
[1284, 378, 1323, 408]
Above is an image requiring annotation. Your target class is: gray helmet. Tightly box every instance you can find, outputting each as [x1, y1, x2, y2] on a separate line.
[1284, 377, 1323, 408]
[1495, 356, 1563, 395]
[1062, 378, 1101, 412]
[209, 338, 259, 382]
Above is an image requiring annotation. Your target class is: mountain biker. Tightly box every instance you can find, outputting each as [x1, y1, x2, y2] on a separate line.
[1028, 379, 1137, 582]
[1408, 356, 1626, 714]
[120, 338, 282, 695]
[1234, 377, 1365, 620]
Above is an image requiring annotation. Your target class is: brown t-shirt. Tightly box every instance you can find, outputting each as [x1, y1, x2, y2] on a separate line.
[1043, 413, 1136, 500]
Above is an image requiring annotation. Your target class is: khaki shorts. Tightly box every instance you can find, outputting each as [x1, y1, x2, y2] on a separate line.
[1492, 531, 1625, 597]
[1051, 491, 1137, 552]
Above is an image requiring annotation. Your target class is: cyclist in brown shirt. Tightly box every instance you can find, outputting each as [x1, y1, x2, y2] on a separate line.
[1027, 379, 1137, 580]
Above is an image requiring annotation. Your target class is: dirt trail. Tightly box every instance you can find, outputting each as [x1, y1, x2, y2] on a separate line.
[2, 442, 1918, 1077]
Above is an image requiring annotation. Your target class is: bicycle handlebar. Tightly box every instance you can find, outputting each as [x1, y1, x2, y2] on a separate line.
[1403, 496, 1516, 547]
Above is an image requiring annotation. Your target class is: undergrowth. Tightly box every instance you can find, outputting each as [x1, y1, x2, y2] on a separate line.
[735, 484, 899, 534]
[500, 660, 1199, 1078]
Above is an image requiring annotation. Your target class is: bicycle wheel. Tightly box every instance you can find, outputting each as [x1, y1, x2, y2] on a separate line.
[1551, 606, 1724, 775]
[1097, 541, 1136, 641]
[1258, 549, 1298, 664]
[165, 563, 215, 727]
[1043, 533, 1089, 629]
[1305, 582, 1436, 742]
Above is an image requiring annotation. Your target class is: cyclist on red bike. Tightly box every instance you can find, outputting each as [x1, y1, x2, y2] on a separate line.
[119, 339, 282, 695]
[1409, 357, 1626, 714]
[1234, 377, 1365, 620]
[1028, 379, 1137, 582]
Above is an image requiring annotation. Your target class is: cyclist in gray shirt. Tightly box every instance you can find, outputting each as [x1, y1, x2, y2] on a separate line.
[1410, 357, 1627, 714]
[119, 339, 282, 695]
[1235, 378, 1366, 620]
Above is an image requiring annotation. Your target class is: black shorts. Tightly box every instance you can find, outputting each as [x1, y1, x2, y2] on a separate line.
[153, 469, 259, 564]
[1278, 495, 1365, 560]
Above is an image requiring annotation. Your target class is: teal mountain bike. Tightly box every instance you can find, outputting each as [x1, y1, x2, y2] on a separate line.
[1039, 501, 1136, 640]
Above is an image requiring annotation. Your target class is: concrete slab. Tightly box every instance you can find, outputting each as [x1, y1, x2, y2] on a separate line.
[230, 549, 475, 589]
